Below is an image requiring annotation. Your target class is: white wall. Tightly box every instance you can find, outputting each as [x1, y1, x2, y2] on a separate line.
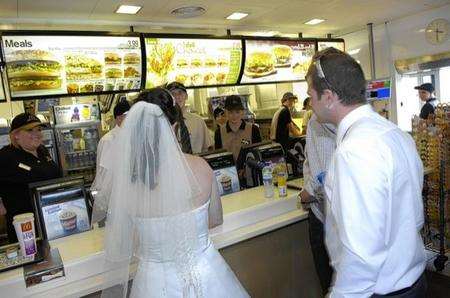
[342, 4, 450, 127]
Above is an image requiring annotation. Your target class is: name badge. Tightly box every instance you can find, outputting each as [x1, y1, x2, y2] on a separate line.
[18, 163, 31, 171]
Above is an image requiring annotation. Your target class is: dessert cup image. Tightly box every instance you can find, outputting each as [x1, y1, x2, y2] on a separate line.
[59, 209, 78, 232]
[220, 175, 232, 193]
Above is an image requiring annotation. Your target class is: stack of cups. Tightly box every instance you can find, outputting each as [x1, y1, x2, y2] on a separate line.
[13, 213, 37, 257]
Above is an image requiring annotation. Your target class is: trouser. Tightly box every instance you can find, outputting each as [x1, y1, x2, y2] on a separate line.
[308, 209, 333, 296]
[371, 272, 427, 298]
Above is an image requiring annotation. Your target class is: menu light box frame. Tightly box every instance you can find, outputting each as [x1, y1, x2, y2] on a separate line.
[142, 33, 245, 90]
[316, 38, 346, 52]
[0, 30, 145, 101]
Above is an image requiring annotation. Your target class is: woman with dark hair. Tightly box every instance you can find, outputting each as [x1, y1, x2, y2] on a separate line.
[96, 87, 248, 298]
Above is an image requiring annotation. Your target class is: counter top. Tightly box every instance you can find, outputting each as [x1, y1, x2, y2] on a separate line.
[0, 180, 307, 297]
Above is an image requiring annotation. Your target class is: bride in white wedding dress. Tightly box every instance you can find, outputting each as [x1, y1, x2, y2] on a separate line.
[95, 88, 249, 298]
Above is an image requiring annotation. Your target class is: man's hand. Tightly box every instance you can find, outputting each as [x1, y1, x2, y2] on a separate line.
[298, 189, 317, 210]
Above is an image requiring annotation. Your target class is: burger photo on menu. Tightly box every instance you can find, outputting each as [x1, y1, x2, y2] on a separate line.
[244, 51, 276, 78]
[65, 54, 103, 80]
[216, 73, 227, 84]
[79, 83, 94, 93]
[67, 83, 79, 94]
[123, 52, 140, 64]
[203, 73, 216, 85]
[217, 57, 229, 67]
[191, 58, 202, 68]
[176, 58, 188, 68]
[205, 58, 217, 67]
[175, 74, 189, 85]
[272, 45, 293, 67]
[124, 66, 140, 78]
[7, 49, 62, 92]
[104, 52, 122, 64]
[105, 68, 123, 79]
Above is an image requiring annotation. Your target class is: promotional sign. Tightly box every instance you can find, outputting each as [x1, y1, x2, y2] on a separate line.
[317, 40, 345, 52]
[241, 40, 315, 84]
[367, 79, 391, 100]
[145, 37, 242, 88]
[1, 35, 142, 99]
[53, 103, 100, 125]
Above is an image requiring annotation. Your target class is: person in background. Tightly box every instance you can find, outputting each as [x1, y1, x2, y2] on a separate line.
[306, 47, 426, 297]
[213, 107, 227, 129]
[298, 113, 336, 295]
[270, 92, 302, 152]
[167, 82, 213, 154]
[0, 113, 61, 242]
[91, 99, 130, 215]
[415, 83, 438, 120]
[301, 97, 313, 133]
[215, 95, 262, 167]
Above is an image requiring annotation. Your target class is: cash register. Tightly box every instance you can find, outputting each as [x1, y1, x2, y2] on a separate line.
[200, 150, 241, 195]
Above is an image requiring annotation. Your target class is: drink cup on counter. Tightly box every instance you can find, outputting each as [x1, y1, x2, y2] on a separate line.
[13, 213, 37, 257]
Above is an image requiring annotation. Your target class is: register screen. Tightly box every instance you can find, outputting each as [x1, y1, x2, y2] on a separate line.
[40, 188, 90, 240]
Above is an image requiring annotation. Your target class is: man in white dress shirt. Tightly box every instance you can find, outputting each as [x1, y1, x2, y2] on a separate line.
[299, 113, 336, 295]
[91, 99, 130, 203]
[305, 47, 426, 297]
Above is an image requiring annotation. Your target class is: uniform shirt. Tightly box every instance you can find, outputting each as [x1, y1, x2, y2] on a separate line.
[419, 98, 437, 119]
[270, 105, 292, 150]
[0, 144, 61, 241]
[302, 113, 336, 223]
[184, 111, 213, 154]
[215, 120, 262, 170]
[324, 104, 426, 297]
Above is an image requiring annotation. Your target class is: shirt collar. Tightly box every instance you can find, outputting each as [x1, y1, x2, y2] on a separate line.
[226, 120, 246, 133]
[336, 104, 373, 145]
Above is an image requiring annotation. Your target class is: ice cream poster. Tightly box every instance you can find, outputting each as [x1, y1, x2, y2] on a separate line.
[214, 167, 240, 196]
[41, 199, 90, 240]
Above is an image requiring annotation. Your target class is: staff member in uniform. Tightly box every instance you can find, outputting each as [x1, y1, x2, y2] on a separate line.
[215, 95, 261, 176]
[0, 113, 61, 242]
[415, 83, 438, 120]
[167, 82, 213, 154]
[270, 92, 302, 151]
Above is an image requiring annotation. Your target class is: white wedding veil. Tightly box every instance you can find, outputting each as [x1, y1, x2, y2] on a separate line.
[96, 100, 202, 297]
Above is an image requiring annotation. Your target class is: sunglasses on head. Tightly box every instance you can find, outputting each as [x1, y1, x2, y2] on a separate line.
[314, 55, 339, 94]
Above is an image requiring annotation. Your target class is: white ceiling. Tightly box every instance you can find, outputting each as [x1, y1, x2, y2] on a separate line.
[0, 0, 449, 36]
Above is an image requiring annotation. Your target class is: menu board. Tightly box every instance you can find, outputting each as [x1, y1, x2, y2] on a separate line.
[241, 40, 315, 84]
[145, 37, 242, 88]
[1, 35, 142, 99]
[317, 40, 345, 52]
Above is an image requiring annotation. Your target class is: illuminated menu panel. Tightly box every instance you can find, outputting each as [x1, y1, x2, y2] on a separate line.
[144, 37, 243, 88]
[1, 35, 142, 99]
[241, 39, 315, 84]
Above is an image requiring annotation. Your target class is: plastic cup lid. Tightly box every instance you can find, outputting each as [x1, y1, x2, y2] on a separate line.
[13, 212, 34, 222]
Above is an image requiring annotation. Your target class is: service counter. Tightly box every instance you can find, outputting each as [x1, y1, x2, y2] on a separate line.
[0, 179, 321, 298]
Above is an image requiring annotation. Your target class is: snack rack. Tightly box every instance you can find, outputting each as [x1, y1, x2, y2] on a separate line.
[412, 104, 450, 271]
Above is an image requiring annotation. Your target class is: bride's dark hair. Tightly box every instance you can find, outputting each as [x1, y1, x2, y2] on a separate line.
[135, 87, 182, 125]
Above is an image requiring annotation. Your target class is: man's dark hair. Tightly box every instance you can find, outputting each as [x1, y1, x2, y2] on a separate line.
[306, 47, 367, 106]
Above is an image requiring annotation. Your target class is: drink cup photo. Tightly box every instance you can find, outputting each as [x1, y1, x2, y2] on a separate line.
[59, 209, 78, 231]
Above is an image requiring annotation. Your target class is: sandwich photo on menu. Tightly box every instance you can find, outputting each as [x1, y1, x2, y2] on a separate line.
[244, 51, 276, 78]
[104, 52, 121, 64]
[7, 49, 62, 92]
[272, 45, 293, 67]
[65, 54, 103, 80]
[123, 52, 140, 64]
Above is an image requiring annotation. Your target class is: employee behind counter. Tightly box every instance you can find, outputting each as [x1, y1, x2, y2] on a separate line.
[0, 113, 62, 243]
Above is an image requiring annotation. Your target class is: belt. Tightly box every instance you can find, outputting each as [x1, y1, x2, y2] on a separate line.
[375, 272, 424, 296]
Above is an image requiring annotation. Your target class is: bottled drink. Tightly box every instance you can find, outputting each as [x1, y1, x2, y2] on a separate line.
[277, 163, 288, 197]
[262, 163, 274, 198]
